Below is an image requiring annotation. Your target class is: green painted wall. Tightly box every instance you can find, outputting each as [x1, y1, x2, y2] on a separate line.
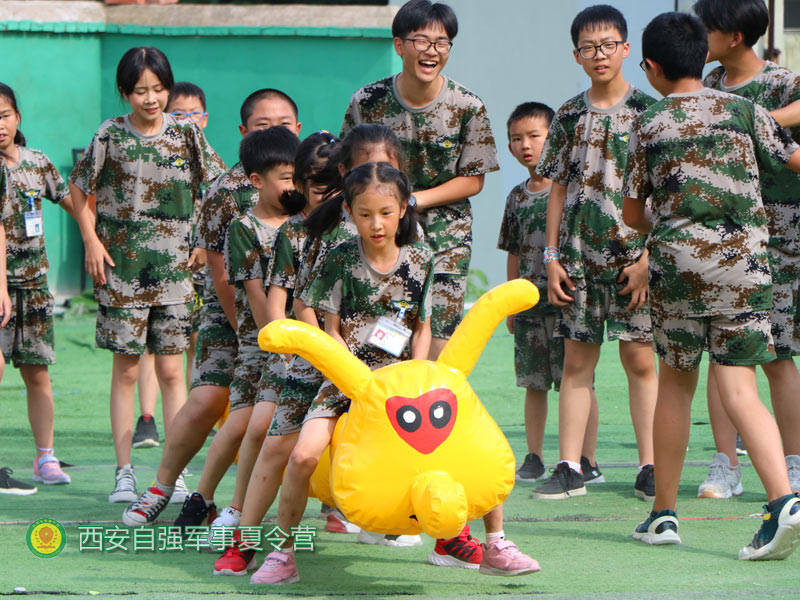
[0, 23, 400, 297]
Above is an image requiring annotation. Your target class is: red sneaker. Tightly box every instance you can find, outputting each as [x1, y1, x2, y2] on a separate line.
[427, 524, 483, 569]
[325, 509, 360, 534]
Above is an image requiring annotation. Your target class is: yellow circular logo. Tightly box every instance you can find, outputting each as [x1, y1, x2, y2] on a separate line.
[27, 518, 66, 558]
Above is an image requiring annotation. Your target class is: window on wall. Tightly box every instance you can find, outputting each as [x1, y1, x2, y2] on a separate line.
[788, 0, 800, 28]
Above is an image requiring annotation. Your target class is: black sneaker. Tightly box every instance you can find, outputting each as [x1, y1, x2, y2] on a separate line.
[632, 509, 680, 545]
[634, 464, 655, 502]
[132, 414, 160, 448]
[580, 456, 605, 484]
[532, 462, 587, 499]
[739, 494, 800, 560]
[0, 466, 38, 495]
[736, 433, 747, 456]
[174, 491, 218, 530]
[516, 453, 545, 481]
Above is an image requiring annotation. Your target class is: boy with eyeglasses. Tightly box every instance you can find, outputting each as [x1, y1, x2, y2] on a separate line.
[341, 0, 537, 578]
[534, 4, 659, 501]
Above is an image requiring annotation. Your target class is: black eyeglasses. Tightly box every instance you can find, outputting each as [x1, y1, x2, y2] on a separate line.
[576, 40, 624, 59]
[404, 37, 453, 54]
[639, 59, 648, 72]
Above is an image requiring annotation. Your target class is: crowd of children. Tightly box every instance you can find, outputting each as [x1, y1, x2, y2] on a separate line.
[3, 0, 800, 584]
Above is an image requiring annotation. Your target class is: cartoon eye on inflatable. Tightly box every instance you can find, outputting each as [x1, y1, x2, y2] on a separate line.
[397, 406, 421, 432]
[430, 401, 451, 429]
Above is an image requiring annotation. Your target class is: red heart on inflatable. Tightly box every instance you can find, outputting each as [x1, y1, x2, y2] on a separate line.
[385, 388, 458, 455]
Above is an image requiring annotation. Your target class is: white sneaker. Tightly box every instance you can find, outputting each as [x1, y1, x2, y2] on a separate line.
[170, 470, 189, 504]
[697, 453, 742, 499]
[786, 455, 800, 493]
[122, 485, 170, 526]
[209, 506, 241, 550]
[108, 464, 138, 503]
[357, 529, 422, 546]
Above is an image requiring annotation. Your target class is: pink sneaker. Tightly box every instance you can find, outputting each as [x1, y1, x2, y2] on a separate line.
[32, 456, 71, 485]
[250, 550, 299, 584]
[479, 539, 540, 576]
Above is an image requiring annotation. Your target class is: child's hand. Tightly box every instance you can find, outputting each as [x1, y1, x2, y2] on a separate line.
[618, 253, 649, 311]
[506, 315, 515, 334]
[0, 290, 11, 328]
[188, 248, 206, 271]
[85, 237, 114, 285]
[546, 260, 575, 306]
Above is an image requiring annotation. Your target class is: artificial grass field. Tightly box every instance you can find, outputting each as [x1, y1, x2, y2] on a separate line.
[1, 309, 800, 599]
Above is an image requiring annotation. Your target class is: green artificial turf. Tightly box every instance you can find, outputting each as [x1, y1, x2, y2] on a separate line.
[1, 311, 798, 598]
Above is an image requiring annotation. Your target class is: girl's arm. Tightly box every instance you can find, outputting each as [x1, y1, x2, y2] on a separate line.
[67, 183, 113, 285]
[293, 297, 320, 329]
[0, 224, 10, 328]
[207, 249, 237, 330]
[265, 284, 289, 324]
[243, 279, 269, 331]
[323, 312, 349, 349]
[411, 317, 432, 360]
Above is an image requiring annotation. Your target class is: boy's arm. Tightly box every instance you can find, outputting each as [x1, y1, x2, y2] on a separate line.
[505, 252, 520, 334]
[207, 249, 237, 330]
[0, 224, 10, 328]
[411, 317, 432, 360]
[67, 183, 114, 285]
[622, 196, 651, 235]
[413, 174, 484, 210]
[323, 312, 349, 349]
[617, 247, 649, 311]
[544, 182, 575, 305]
[243, 279, 269, 331]
[293, 297, 320, 328]
[265, 284, 290, 324]
[770, 100, 800, 129]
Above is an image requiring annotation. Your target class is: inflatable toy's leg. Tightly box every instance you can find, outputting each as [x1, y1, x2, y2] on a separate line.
[411, 471, 468, 540]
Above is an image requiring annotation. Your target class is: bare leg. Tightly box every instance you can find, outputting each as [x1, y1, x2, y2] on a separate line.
[110, 353, 140, 467]
[239, 432, 299, 526]
[137, 351, 158, 418]
[581, 389, 599, 464]
[20, 365, 55, 459]
[558, 340, 601, 463]
[195, 405, 253, 500]
[154, 353, 187, 436]
[619, 340, 657, 466]
[429, 336, 447, 361]
[706, 369, 738, 465]
[230, 402, 276, 510]
[155, 384, 228, 486]
[762, 358, 800, 456]
[652, 359, 697, 512]
[185, 331, 198, 391]
[483, 505, 503, 534]
[712, 363, 792, 502]
[524, 388, 547, 456]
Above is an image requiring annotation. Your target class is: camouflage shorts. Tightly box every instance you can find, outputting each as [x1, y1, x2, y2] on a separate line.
[257, 352, 292, 405]
[303, 379, 349, 424]
[96, 302, 192, 356]
[0, 285, 55, 367]
[652, 310, 775, 372]
[228, 346, 266, 412]
[267, 355, 324, 436]
[430, 272, 467, 339]
[190, 283, 204, 334]
[772, 278, 800, 359]
[514, 314, 563, 391]
[191, 299, 237, 389]
[557, 279, 652, 345]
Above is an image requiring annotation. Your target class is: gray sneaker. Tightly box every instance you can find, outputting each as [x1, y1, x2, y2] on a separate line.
[516, 453, 546, 481]
[108, 464, 138, 503]
[170, 469, 189, 504]
[697, 453, 742, 499]
[786, 455, 800, 493]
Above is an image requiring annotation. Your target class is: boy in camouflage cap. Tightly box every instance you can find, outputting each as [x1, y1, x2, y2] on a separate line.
[534, 4, 658, 501]
[694, 0, 800, 498]
[499, 101, 602, 485]
[341, 0, 499, 360]
[624, 11, 800, 559]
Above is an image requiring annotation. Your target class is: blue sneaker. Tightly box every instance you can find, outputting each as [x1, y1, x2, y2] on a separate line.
[739, 494, 800, 560]
[632, 509, 680, 545]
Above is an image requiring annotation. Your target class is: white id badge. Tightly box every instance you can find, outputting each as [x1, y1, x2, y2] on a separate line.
[368, 316, 412, 357]
[24, 210, 43, 237]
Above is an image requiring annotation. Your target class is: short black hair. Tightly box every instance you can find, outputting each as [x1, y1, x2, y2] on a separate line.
[168, 82, 206, 112]
[239, 88, 298, 127]
[239, 126, 301, 177]
[642, 12, 708, 81]
[392, 0, 458, 40]
[693, 0, 768, 48]
[570, 4, 628, 47]
[116, 46, 174, 97]
[506, 102, 555, 137]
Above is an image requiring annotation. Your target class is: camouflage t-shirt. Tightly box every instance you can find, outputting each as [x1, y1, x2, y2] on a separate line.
[70, 113, 225, 307]
[1, 147, 68, 288]
[301, 238, 434, 367]
[341, 75, 499, 269]
[197, 162, 259, 302]
[623, 87, 798, 318]
[704, 62, 800, 277]
[224, 210, 280, 351]
[497, 181, 557, 317]
[536, 86, 656, 283]
[297, 207, 359, 300]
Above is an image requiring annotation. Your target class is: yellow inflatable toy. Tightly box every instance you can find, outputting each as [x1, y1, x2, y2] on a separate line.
[258, 279, 538, 540]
